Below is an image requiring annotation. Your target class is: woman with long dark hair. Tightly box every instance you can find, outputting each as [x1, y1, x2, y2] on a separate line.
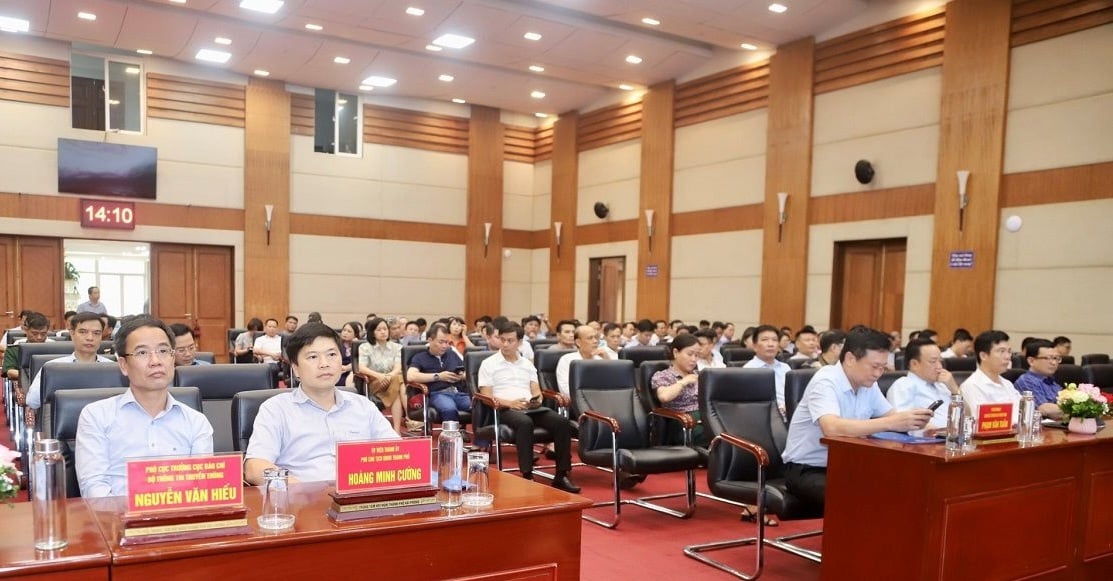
[337, 321, 362, 386]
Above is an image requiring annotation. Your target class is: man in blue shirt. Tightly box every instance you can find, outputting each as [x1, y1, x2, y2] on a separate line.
[407, 323, 471, 423]
[169, 323, 211, 366]
[1014, 338, 1064, 420]
[782, 328, 933, 511]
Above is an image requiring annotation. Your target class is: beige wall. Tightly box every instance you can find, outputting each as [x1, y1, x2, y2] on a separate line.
[577, 141, 641, 224]
[673, 109, 768, 212]
[669, 230, 763, 326]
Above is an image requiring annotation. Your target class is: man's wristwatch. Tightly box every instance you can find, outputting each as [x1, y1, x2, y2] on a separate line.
[433, 373, 440, 382]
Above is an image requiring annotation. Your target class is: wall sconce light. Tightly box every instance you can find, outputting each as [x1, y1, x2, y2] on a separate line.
[956, 170, 970, 232]
[483, 222, 492, 257]
[264, 204, 274, 246]
[644, 209, 655, 252]
[776, 192, 789, 242]
[553, 221, 563, 258]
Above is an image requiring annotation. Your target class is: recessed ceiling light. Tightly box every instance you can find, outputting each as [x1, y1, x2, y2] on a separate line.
[361, 75, 397, 88]
[530, 90, 546, 99]
[625, 55, 643, 64]
[641, 17, 660, 26]
[740, 43, 758, 50]
[425, 44, 442, 52]
[405, 6, 424, 16]
[535, 113, 548, 118]
[359, 85, 373, 91]
[214, 37, 231, 45]
[304, 23, 323, 31]
[438, 74, 454, 82]
[169, 0, 186, 4]
[77, 12, 96, 21]
[239, 0, 284, 15]
[195, 49, 231, 64]
[254, 69, 270, 77]
[0, 16, 31, 32]
[768, 3, 788, 13]
[333, 56, 350, 64]
[124, 67, 140, 75]
[432, 33, 474, 49]
[528, 65, 545, 73]
[451, 98, 466, 104]
[136, 48, 153, 55]
[523, 32, 542, 41]
[618, 84, 634, 91]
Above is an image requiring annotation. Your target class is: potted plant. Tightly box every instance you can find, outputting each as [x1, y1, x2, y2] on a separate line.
[0, 444, 20, 506]
[1056, 383, 1109, 434]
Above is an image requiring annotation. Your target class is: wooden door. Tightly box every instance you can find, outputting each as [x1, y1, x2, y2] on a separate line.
[151, 244, 233, 362]
[71, 77, 105, 131]
[0, 236, 62, 329]
[831, 239, 906, 332]
[0, 237, 14, 330]
[588, 257, 625, 323]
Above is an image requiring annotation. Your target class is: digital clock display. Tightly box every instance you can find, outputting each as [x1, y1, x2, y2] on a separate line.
[80, 199, 136, 230]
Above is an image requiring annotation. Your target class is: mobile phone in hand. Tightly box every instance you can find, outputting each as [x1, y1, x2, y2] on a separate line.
[927, 399, 945, 412]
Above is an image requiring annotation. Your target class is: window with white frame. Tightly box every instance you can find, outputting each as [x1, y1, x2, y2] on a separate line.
[70, 53, 144, 133]
[314, 88, 361, 155]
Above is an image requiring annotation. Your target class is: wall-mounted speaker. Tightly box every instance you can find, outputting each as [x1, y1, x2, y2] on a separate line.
[593, 202, 609, 219]
[854, 160, 875, 184]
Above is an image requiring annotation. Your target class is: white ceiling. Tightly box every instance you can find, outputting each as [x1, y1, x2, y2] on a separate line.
[0, 0, 920, 117]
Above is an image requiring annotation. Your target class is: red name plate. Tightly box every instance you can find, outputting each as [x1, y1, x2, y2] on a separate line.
[976, 403, 1014, 434]
[335, 438, 432, 495]
[125, 454, 244, 515]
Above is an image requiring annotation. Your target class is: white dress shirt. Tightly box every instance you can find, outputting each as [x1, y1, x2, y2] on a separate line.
[742, 357, 791, 410]
[27, 354, 115, 410]
[477, 351, 537, 401]
[960, 367, 1020, 426]
[886, 373, 953, 429]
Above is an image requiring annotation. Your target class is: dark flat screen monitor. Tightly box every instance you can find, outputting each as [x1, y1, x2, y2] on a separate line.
[57, 138, 157, 199]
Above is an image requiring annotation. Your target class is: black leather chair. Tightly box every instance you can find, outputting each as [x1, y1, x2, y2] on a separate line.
[97, 340, 115, 357]
[892, 351, 906, 371]
[636, 360, 672, 443]
[194, 351, 216, 364]
[530, 338, 558, 351]
[721, 347, 756, 365]
[1081, 354, 1110, 366]
[36, 363, 128, 441]
[787, 358, 814, 370]
[783, 368, 818, 423]
[231, 389, 284, 452]
[28, 353, 69, 388]
[1060, 355, 1075, 365]
[942, 357, 976, 372]
[621, 345, 669, 368]
[5, 329, 25, 345]
[174, 364, 276, 453]
[1011, 354, 1029, 370]
[535, 348, 575, 396]
[570, 359, 701, 529]
[684, 368, 823, 578]
[1002, 368, 1025, 384]
[950, 370, 972, 385]
[1085, 364, 1113, 390]
[876, 370, 907, 397]
[54, 386, 202, 498]
[227, 328, 246, 363]
[18, 342, 75, 380]
[1055, 364, 1088, 387]
[401, 344, 471, 437]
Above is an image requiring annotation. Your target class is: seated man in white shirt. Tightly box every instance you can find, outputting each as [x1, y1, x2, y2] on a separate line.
[245, 323, 398, 484]
[252, 318, 284, 363]
[75, 317, 214, 497]
[886, 338, 960, 430]
[694, 330, 725, 371]
[940, 328, 973, 358]
[478, 321, 579, 493]
[959, 330, 1020, 426]
[789, 326, 821, 361]
[26, 312, 115, 410]
[782, 328, 933, 510]
[555, 325, 611, 397]
[600, 322, 623, 359]
[742, 325, 792, 416]
[624, 319, 659, 349]
[553, 319, 578, 350]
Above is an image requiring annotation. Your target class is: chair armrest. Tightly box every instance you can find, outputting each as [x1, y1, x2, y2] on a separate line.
[579, 410, 620, 433]
[540, 389, 569, 408]
[651, 407, 695, 429]
[473, 393, 506, 409]
[405, 381, 428, 396]
[710, 433, 770, 467]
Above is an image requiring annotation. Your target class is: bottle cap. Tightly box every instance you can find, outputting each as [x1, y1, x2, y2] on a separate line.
[34, 439, 62, 454]
[442, 421, 460, 432]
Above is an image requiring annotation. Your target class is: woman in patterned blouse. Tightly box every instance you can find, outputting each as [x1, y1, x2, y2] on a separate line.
[651, 333, 707, 447]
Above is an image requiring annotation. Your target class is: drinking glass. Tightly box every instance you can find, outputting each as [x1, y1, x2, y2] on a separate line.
[257, 467, 295, 530]
[461, 451, 494, 507]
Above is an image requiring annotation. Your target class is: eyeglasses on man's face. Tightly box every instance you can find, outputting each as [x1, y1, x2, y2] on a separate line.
[123, 347, 174, 361]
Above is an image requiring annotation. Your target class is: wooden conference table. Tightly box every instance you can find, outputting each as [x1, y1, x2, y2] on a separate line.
[2, 471, 591, 580]
[821, 427, 1113, 580]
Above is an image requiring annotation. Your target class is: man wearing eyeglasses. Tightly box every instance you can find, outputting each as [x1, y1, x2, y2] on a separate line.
[1014, 338, 1064, 420]
[168, 323, 210, 366]
[959, 330, 1021, 426]
[25, 312, 114, 410]
[76, 317, 213, 497]
[3, 312, 52, 382]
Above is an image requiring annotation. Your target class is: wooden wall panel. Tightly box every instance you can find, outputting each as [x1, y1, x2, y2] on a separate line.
[814, 7, 946, 94]
[577, 101, 642, 152]
[575, 220, 637, 246]
[503, 124, 537, 163]
[0, 192, 243, 231]
[1011, 0, 1113, 46]
[929, 0, 1013, 340]
[1001, 161, 1113, 207]
[503, 229, 548, 249]
[636, 82, 675, 320]
[760, 38, 815, 329]
[671, 204, 764, 236]
[147, 73, 245, 128]
[0, 51, 69, 107]
[809, 185, 936, 225]
[466, 106, 504, 322]
[290, 92, 314, 136]
[674, 60, 770, 128]
[244, 78, 290, 321]
[364, 105, 469, 154]
[535, 124, 554, 162]
[548, 113, 578, 320]
[289, 214, 465, 244]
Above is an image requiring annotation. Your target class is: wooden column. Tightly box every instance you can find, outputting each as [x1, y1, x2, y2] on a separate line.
[548, 112, 578, 320]
[465, 105, 504, 322]
[760, 38, 815, 329]
[243, 78, 290, 320]
[928, 0, 1012, 338]
[636, 81, 675, 320]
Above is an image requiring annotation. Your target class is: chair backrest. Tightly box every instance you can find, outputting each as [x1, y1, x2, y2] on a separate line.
[530, 338, 558, 351]
[194, 351, 216, 364]
[893, 351, 906, 371]
[1001, 368, 1025, 384]
[787, 358, 814, 370]
[1060, 355, 1075, 365]
[464, 345, 488, 353]
[699, 368, 787, 482]
[1085, 364, 1113, 389]
[720, 347, 756, 365]
[942, 357, 977, 372]
[39, 362, 129, 437]
[951, 370, 972, 385]
[227, 328, 246, 351]
[54, 386, 202, 497]
[876, 370, 907, 397]
[173, 363, 276, 453]
[29, 353, 70, 383]
[1055, 364, 1088, 387]
[1081, 354, 1110, 366]
[401, 344, 427, 375]
[6, 330, 25, 345]
[534, 348, 574, 393]
[19, 341, 75, 373]
[783, 368, 818, 423]
[620, 345, 669, 368]
[464, 351, 497, 427]
[231, 389, 283, 452]
[1011, 354, 1029, 370]
[569, 359, 648, 455]
[635, 360, 671, 408]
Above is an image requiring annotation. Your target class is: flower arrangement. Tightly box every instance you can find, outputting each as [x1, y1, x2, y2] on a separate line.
[1057, 383, 1109, 420]
[0, 444, 21, 506]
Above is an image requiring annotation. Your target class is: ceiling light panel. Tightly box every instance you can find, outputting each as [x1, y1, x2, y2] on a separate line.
[361, 75, 397, 87]
[0, 16, 30, 33]
[405, 7, 424, 16]
[240, 0, 284, 15]
[333, 56, 350, 64]
[768, 3, 788, 13]
[195, 48, 231, 63]
[77, 12, 96, 21]
[432, 33, 474, 49]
